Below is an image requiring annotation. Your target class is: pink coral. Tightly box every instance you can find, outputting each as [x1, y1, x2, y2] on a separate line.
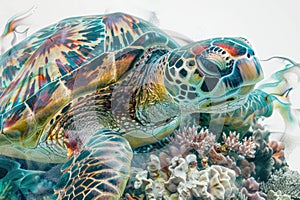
[222, 132, 241, 151]
[159, 126, 216, 169]
[239, 137, 256, 158]
[172, 126, 216, 157]
[222, 131, 256, 158]
[208, 144, 241, 176]
[208, 144, 256, 179]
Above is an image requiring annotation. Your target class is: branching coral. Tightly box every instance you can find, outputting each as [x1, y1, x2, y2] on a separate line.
[222, 131, 241, 151]
[124, 122, 296, 199]
[222, 131, 256, 159]
[239, 137, 256, 159]
[158, 126, 216, 169]
[171, 126, 216, 157]
[259, 169, 300, 199]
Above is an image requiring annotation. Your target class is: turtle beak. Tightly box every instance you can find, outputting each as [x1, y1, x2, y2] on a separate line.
[214, 56, 263, 97]
[236, 56, 264, 86]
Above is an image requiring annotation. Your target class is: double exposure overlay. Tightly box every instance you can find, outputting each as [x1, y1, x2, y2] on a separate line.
[0, 8, 299, 200]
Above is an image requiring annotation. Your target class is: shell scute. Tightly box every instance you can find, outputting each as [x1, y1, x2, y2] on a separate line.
[0, 12, 179, 160]
[0, 16, 106, 114]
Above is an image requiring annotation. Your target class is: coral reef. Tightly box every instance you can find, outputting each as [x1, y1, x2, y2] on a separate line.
[207, 131, 258, 182]
[172, 126, 216, 157]
[269, 140, 287, 169]
[267, 190, 291, 200]
[124, 122, 300, 200]
[259, 169, 300, 200]
[128, 154, 241, 200]
[222, 132, 256, 158]
[240, 177, 266, 200]
[158, 126, 216, 170]
[251, 123, 274, 181]
[157, 126, 258, 180]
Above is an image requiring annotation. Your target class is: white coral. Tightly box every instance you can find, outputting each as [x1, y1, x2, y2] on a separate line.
[133, 154, 238, 200]
[145, 178, 170, 200]
[222, 132, 241, 151]
[166, 154, 237, 200]
[134, 170, 148, 189]
[238, 137, 256, 158]
[165, 156, 188, 192]
[267, 190, 291, 200]
[188, 165, 236, 200]
[172, 126, 216, 157]
[147, 154, 161, 178]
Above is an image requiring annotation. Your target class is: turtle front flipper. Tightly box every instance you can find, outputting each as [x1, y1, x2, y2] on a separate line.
[54, 129, 133, 200]
[198, 89, 275, 136]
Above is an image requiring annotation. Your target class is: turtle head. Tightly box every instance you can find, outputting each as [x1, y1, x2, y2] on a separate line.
[163, 37, 263, 113]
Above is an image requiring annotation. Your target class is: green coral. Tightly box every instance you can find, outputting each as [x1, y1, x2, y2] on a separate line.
[267, 190, 291, 200]
[259, 169, 300, 200]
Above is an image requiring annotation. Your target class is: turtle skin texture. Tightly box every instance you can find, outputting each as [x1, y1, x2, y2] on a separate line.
[0, 12, 266, 199]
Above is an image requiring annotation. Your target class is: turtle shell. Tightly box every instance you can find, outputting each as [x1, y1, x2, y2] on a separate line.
[0, 13, 178, 152]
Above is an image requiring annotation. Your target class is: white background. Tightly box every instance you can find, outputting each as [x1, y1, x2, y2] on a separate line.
[1, 0, 300, 170]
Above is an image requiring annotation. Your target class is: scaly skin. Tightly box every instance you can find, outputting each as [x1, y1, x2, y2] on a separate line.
[0, 13, 267, 199]
[198, 89, 275, 135]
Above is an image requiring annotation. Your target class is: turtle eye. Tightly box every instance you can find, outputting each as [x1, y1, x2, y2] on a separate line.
[197, 57, 221, 76]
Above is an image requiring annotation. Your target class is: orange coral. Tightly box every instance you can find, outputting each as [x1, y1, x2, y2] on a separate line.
[269, 140, 286, 169]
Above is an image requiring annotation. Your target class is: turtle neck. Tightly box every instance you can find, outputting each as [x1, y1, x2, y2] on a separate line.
[133, 48, 181, 125]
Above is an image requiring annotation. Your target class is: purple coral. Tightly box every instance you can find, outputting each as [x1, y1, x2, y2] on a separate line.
[241, 177, 267, 200]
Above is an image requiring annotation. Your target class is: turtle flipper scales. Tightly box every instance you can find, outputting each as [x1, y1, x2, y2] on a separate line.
[53, 129, 133, 199]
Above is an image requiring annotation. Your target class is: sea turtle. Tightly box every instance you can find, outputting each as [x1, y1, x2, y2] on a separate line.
[0, 12, 269, 199]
